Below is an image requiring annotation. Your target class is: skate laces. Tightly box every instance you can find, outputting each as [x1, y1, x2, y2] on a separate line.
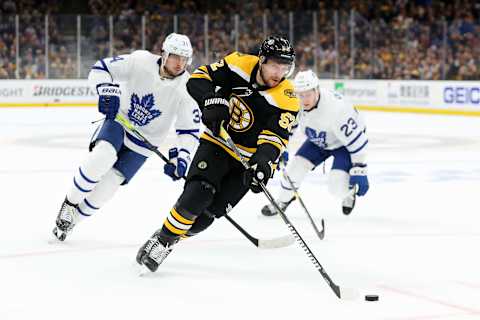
[58, 203, 77, 229]
[146, 238, 172, 263]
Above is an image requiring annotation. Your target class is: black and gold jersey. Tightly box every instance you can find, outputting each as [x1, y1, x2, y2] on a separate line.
[187, 51, 300, 162]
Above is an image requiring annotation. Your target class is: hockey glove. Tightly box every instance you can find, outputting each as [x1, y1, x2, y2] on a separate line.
[243, 145, 276, 194]
[163, 148, 190, 181]
[97, 83, 121, 120]
[349, 163, 369, 196]
[201, 93, 230, 136]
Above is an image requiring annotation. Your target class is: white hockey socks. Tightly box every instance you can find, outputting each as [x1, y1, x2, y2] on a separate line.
[76, 168, 125, 220]
[327, 169, 351, 199]
[67, 140, 118, 205]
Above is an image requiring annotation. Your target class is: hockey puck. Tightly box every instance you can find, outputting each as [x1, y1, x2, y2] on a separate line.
[365, 295, 379, 301]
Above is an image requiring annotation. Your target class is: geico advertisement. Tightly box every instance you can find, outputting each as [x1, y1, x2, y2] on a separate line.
[442, 85, 480, 106]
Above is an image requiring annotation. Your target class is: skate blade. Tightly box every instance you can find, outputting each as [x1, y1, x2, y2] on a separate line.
[258, 213, 282, 220]
[133, 262, 153, 277]
[49, 228, 67, 244]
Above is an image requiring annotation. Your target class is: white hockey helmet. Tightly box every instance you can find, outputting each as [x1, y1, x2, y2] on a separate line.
[162, 33, 193, 65]
[294, 70, 319, 93]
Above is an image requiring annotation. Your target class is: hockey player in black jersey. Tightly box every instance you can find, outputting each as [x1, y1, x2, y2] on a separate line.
[136, 36, 300, 272]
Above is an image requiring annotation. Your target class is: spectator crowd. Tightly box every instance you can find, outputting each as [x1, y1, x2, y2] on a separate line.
[0, 0, 479, 80]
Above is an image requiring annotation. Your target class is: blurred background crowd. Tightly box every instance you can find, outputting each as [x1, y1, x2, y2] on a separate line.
[0, 0, 479, 80]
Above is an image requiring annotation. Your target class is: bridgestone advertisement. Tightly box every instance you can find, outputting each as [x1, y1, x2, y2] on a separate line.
[0, 79, 479, 115]
[0, 80, 97, 107]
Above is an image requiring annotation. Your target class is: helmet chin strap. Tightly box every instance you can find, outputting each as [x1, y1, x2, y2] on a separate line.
[315, 88, 321, 105]
[285, 61, 295, 78]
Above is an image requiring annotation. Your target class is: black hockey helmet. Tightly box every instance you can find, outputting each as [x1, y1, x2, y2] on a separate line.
[258, 36, 295, 64]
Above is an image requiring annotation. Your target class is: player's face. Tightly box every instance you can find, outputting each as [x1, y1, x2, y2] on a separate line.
[298, 89, 319, 110]
[164, 54, 188, 76]
[260, 59, 292, 87]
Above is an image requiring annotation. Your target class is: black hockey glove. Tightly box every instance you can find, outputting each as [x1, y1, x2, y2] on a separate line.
[243, 144, 277, 194]
[201, 93, 230, 136]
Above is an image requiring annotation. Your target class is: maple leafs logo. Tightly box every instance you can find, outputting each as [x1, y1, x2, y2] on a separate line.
[305, 127, 328, 148]
[127, 93, 161, 126]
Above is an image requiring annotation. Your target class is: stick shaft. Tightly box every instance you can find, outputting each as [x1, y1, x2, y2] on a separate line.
[219, 126, 343, 298]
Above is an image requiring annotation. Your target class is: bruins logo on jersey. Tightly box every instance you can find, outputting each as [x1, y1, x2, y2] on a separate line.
[284, 88, 296, 98]
[228, 95, 254, 132]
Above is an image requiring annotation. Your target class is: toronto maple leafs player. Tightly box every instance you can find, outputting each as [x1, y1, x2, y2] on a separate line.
[261, 70, 369, 216]
[52, 33, 201, 241]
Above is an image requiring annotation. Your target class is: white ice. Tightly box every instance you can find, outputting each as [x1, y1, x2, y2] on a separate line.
[1, 107, 479, 320]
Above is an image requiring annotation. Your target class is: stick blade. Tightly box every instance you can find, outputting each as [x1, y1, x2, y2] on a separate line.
[339, 287, 360, 300]
[317, 219, 325, 240]
[258, 235, 295, 249]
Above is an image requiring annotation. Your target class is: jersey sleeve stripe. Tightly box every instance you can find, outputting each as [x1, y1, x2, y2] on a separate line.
[177, 129, 200, 141]
[259, 130, 288, 146]
[349, 140, 368, 154]
[92, 66, 108, 72]
[190, 73, 212, 81]
[91, 59, 113, 82]
[258, 135, 285, 148]
[346, 130, 364, 147]
[257, 138, 283, 151]
[178, 148, 191, 155]
[201, 132, 254, 160]
[91, 59, 110, 72]
[198, 65, 209, 73]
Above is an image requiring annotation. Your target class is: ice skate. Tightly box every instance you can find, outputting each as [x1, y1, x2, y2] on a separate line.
[136, 232, 177, 272]
[261, 198, 294, 217]
[342, 192, 356, 215]
[52, 198, 79, 241]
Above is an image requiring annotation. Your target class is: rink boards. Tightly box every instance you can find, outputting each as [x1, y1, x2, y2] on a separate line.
[0, 79, 480, 116]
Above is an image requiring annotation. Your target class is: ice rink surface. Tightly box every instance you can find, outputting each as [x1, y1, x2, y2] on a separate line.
[1, 107, 479, 320]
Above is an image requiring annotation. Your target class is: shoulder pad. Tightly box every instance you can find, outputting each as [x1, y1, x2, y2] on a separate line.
[224, 51, 259, 82]
[130, 50, 160, 64]
[260, 79, 300, 112]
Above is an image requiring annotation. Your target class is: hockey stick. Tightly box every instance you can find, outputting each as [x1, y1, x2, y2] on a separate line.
[219, 126, 358, 300]
[282, 170, 325, 240]
[114, 114, 293, 249]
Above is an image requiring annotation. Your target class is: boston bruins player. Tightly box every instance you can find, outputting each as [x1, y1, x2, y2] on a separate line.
[136, 36, 300, 272]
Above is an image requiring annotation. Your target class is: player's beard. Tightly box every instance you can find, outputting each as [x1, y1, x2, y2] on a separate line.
[259, 67, 282, 88]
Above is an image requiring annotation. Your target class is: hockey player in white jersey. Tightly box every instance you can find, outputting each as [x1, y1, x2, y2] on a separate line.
[52, 33, 201, 241]
[261, 70, 369, 216]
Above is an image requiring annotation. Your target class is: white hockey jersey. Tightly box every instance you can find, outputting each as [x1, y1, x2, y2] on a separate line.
[294, 88, 368, 164]
[88, 50, 201, 157]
